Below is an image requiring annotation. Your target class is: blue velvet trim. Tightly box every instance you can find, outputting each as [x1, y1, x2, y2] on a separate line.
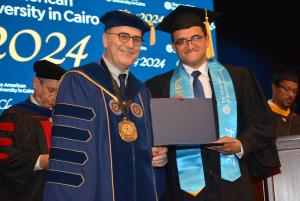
[52, 125, 91, 142]
[50, 148, 87, 165]
[54, 103, 95, 120]
[16, 99, 52, 117]
[46, 169, 84, 187]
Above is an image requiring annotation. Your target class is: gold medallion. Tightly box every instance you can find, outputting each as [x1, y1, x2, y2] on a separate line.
[118, 119, 138, 142]
[109, 99, 122, 115]
[130, 102, 143, 118]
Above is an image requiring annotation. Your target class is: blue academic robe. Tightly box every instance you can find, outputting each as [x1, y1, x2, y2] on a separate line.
[43, 62, 164, 201]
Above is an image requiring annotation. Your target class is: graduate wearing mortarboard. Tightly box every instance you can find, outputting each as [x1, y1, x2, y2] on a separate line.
[0, 60, 65, 201]
[42, 10, 167, 201]
[268, 64, 300, 136]
[146, 5, 280, 201]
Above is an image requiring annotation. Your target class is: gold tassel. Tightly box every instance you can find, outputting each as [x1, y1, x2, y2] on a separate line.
[204, 9, 215, 60]
[148, 21, 156, 46]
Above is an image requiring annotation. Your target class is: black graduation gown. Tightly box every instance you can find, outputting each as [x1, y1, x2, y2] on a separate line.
[271, 111, 300, 136]
[0, 99, 51, 201]
[146, 65, 280, 201]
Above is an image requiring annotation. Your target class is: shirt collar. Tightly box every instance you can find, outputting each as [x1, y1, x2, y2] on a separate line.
[102, 56, 129, 83]
[182, 62, 209, 78]
[30, 95, 40, 106]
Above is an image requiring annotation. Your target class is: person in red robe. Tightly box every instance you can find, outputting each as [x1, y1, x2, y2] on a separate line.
[0, 60, 65, 201]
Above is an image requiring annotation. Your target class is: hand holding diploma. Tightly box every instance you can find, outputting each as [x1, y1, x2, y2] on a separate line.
[208, 136, 241, 155]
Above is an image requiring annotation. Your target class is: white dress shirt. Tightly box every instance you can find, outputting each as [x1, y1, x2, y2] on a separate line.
[182, 62, 212, 98]
[103, 56, 129, 87]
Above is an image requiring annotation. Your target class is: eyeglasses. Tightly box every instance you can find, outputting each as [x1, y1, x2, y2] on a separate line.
[106, 32, 143, 46]
[276, 84, 298, 95]
[174, 35, 205, 46]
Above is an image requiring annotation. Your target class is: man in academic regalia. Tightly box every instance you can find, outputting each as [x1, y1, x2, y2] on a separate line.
[146, 5, 280, 201]
[0, 60, 66, 201]
[43, 10, 167, 201]
[268, 65, 300, 136]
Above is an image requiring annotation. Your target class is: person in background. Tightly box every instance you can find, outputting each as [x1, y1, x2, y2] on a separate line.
[43, 10, 167, 201]
[146, 5, 280, 201]
[268, 65, 300, 136]
[0, 60, 66, 201]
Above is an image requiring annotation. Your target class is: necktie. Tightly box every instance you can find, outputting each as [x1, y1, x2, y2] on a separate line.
[191, 71, 204, 98]
[118, 73, 127, 97]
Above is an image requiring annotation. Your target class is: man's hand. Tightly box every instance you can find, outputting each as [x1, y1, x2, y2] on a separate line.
[152, 147, 168, 167]
[39, 154, 49, 170]
[208, 136, 241, 155]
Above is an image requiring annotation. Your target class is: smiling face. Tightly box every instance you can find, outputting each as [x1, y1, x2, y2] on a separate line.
[103, 26, 142, 72]
[172, 26, 209, 69]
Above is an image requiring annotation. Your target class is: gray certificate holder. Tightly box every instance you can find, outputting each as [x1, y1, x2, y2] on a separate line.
[151, 98, 217, 146]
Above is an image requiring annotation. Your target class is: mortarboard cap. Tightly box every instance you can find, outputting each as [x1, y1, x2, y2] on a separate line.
[156, 5, 219, 34]
[270, 64, 300, 84]
[100, 10, 150, 35]
[34, 60, 66, 80]
[157, 5, 219, 59]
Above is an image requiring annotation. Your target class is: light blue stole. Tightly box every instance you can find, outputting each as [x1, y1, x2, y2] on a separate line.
[170, 60, 241, 196]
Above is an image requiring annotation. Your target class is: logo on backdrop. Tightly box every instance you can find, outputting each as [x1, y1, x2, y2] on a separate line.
[141, 46, 147, 51]
[0, 98, 13, 110]
[0, 83, 34, 94]
[119, 9, 163, 25]
[133, 57, 166, 69]
[166, 44, 176, 54]
[105, 0, 146, 7]
[164, 1, 194, 10]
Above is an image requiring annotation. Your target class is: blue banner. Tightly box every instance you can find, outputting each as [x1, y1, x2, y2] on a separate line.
[0, 0, 215, 113]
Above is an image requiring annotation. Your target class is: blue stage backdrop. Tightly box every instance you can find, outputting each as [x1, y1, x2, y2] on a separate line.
[0, 0, 215, 113]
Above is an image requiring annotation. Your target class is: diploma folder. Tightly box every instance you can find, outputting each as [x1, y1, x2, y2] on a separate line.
[150, 98, 218, 146]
